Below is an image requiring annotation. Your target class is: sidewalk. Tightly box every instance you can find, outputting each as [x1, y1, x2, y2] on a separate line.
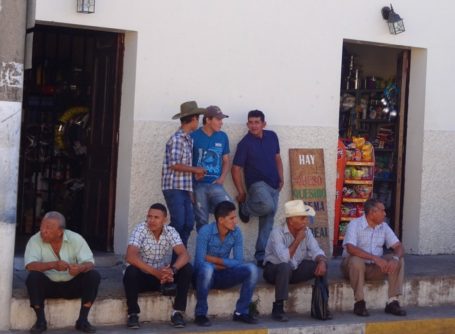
[3, 305, 455, 334]
[9, 254, 455, 331]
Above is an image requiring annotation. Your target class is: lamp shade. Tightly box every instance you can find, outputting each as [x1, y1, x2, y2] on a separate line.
[381, 5, 405, 35]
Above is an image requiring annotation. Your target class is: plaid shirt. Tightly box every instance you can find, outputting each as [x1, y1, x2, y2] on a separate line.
[264, 223, 325, 270]
[128, 222, 182, 269]
[162, 128, 194, 191]
[342, 215, 399, 261]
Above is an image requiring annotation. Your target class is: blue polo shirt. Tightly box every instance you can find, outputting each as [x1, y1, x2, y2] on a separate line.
[233, 130, 280, 189]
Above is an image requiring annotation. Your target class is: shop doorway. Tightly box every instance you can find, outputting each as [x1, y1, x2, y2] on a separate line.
[16, 25, 124, 251]
[334, 41, 410, 253]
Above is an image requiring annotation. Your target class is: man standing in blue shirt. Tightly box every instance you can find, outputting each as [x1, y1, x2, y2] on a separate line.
[162, 101, 207, 246]
[232, 110, 284, 267]
[193, 201, 258, 327]
[191, 105, 232, 231]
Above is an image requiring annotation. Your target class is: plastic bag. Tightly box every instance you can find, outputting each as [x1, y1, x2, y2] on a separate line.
[311, 276, 330, 320]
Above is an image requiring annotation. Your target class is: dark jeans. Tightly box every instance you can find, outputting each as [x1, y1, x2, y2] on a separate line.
[263, 260, 327, 301]
[162, 189, 194, 247]
[123, 263, 193, 314]
[26, 270, 101, 307]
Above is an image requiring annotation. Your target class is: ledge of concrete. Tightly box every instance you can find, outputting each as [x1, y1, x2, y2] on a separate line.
[10, 255, 455, 330]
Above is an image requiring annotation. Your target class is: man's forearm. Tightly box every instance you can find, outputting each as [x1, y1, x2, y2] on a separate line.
[26, 261, 57, 272]
[231, 166, 245, 194]
[346, 244, 378, 261]
[79, 262, 94, 272]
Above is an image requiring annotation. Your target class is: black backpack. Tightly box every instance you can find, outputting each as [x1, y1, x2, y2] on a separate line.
[311, 276, 330, 320]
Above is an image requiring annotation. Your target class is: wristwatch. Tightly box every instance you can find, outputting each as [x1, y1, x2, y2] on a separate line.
[171, 266, 178, 275]
[392, 256, 400, 261]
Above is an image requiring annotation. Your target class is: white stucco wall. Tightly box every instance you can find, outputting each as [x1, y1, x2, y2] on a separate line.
[34, 0, 455, 255]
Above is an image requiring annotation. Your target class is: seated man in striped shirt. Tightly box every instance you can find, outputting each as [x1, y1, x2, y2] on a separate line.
[263, 200, 330, 322]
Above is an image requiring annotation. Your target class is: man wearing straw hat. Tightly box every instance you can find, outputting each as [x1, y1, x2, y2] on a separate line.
[161, 101, 207, 246]
[263, 200, 330, 322]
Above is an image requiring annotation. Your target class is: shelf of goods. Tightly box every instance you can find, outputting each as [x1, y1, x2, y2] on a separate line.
[334, 138, 375, 252]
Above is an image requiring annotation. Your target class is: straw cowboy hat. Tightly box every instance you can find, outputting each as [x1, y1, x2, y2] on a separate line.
[172, 101, 207, 120]
[284, 200, 316, 218]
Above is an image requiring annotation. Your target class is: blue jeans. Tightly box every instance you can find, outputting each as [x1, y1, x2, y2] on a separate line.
[194, 262, 258, 316]
[162, 189, 194, 246]
[193, 183, 232, 231]
[242, 181, 279, 262]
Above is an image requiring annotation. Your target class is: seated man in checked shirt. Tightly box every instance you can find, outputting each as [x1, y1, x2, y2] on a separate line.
[123, 203, 193, 329]
[193, 201, 259, 327]
[263, 200, 331, 322]
[341, 198, 406, 317]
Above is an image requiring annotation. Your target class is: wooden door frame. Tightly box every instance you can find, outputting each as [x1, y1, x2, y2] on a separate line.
[394, 50, 410, 238]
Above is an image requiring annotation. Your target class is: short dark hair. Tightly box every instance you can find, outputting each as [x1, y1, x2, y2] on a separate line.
[202, 115, 213, 125]
[180, 114, 199, 125]
[247, 110, 265, 122]
[364, 198, 383, 215]
[149, 203, 167, 216]
[214, 201, 236, 221]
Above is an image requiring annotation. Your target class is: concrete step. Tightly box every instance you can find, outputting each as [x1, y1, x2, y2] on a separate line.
[10, 255, 455, 330]
[5, 305, 455, 334]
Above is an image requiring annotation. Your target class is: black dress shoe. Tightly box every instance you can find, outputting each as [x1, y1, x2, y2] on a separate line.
[385, 300, 407, 316]
[238, 202, 250, 223]
[233, 312, 258, 324]
[194, 315, 211, 327]
[353, 300, 370, 317]
[272, 301, 288, 322]
[30, 320, 47, 334]
[75, 320, 97, 333]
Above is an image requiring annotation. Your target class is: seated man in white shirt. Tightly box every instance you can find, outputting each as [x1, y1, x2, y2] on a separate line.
[263, 200, 330, 322]
[341, 198, 406, 317]
[25, 211, 100, 334]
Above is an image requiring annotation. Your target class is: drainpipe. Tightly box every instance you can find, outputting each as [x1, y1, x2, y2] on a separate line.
[0, 0, 31, 330]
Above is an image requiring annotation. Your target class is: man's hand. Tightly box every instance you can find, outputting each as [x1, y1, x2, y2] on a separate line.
[278, 180, 284, 191]
[68, 264, 82, 276]
[213, 176, 225, 185]
[314, 261, 327, 277]
[54, 260, 70, 272]
[236, 192, 246, 203]
[374, 257, 389, 273]
[385, 258, 400, 274]
[194, 167, 206, 180]
[157, 265, 174, 284]
[294, 228, 306, 243]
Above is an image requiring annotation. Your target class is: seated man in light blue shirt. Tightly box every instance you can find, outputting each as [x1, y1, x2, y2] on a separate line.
[193, 201, 258, 327]
[24, 211, 100, 334]
[263, 200, 330, 322]
[341, 199, 406, 317]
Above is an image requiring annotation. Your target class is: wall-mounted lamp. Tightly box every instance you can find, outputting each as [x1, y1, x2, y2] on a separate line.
[381, 4, 405, 35]
[77, 0, 95, 14]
